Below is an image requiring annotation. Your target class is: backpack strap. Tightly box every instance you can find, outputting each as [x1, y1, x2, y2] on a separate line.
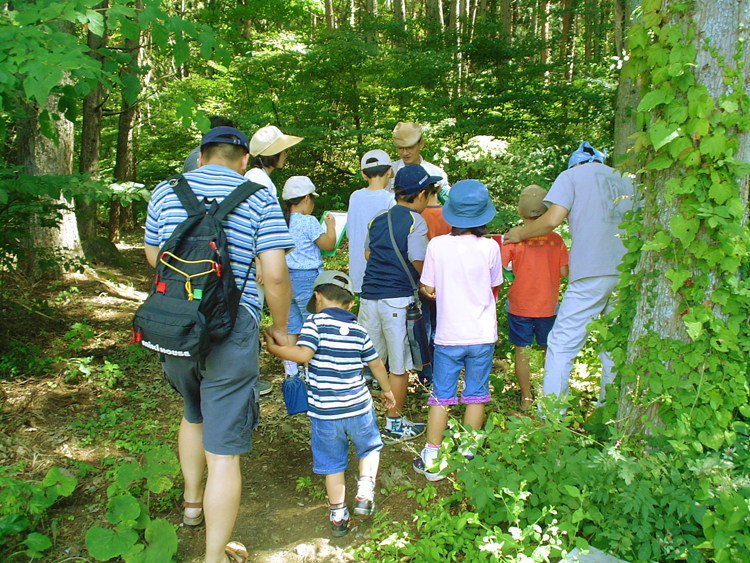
[167, 174, 204, 217]
[213, 180, 266, 222]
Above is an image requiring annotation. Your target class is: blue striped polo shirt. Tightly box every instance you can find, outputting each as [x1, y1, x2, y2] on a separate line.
[297, 307, 380, 420]
[144, 164, 294, 323]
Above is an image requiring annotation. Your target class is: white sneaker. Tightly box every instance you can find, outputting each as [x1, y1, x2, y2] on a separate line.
[412, 447, 446, 481]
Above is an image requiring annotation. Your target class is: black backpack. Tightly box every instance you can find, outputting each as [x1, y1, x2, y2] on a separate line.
[132, 175, 263, 362]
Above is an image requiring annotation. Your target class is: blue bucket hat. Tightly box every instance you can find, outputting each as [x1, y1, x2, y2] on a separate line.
[568, 141, 607, 169]
[200, 126, 250, 153]
[441, 180, 496, 229]
[394, 164, 443, 195]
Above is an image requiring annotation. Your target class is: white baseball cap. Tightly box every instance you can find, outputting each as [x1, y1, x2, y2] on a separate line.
[282, 176, 318, 200]
[360, 149, 392, 170]
[249, 125, 303, 157]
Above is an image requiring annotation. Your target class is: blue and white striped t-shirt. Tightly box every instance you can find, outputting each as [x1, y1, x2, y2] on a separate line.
[297, 307, 379, 420]
[144, 164, 294, 323]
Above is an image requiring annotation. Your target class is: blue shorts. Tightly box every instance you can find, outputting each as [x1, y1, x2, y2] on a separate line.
[507, 312, 556, 347]
[288, 269, 319, 334]
[428, 343, 493, 406]
[309, 409, 383, 474]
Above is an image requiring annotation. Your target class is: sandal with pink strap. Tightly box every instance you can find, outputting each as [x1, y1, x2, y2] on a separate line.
[183, 500, 204, 527]
[225, 542, 248, 563]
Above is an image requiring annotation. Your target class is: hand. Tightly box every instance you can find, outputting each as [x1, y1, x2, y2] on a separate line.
[380, 389, 396, 410]
[265, 325, 289, 347]
[420, 286, 436, 300]
[323, 213, 336, 229]
[504, 226, 524, 244]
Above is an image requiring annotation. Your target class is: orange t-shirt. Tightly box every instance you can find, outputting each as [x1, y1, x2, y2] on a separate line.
[501, 233, 568, 318]
[421, 206, 452, 240]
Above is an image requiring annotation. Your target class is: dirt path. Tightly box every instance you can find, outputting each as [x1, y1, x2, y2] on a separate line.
[0, 233, 457, 562]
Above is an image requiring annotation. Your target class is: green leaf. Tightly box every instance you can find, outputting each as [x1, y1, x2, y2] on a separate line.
[22, 532, 51, 553]
[86, 526, 139, 561]
[670, 215, 699, 246]
[107, 494, 141, 525]
[637, 89, 672, 112]
[141, 518, 178, 562]
[0, 513, 30, 537]
[646, 152, 674, 170]
[699, 134, 727, 159]
[563, 485, 581, 499]
[86, 10, 105, 37]
[122, 73, 142, 107]
[650, 122, 681, 150]
[708, 182, 732, 204]
[43, 466, 77, 498]
[665, 268, 691, 292]
[642, 0, 662, 13]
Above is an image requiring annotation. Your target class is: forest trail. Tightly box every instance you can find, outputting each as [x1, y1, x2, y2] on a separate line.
[0, 232, 447, 562]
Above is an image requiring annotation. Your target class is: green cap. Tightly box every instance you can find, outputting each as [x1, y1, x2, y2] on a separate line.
[306, 270, 355, 313]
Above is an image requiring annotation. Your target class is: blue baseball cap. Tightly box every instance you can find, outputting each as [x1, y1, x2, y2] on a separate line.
[394, 164, 442, 195]
[568, 141, 606, 168]
[441, 179, 496, 228]
[200, 126, 249, 153]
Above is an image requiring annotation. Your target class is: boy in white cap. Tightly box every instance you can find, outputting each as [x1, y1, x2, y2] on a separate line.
[347, 150, 395, 294]
[391, 122, 449, 196]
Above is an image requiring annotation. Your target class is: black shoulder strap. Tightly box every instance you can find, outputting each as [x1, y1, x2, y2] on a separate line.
[387, 208, 420, 301]
[213, 180, 266, 222]
[167, 174, 204, 217]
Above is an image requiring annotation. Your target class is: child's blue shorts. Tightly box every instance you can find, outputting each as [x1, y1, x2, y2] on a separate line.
[288, 268, 319, 334]
[428, 343, 493, 406]
[507, 312, 556, 348]
[310, 408, 383, 474]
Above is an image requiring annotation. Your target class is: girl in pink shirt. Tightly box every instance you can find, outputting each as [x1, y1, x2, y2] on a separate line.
[414, 180, 503, 481]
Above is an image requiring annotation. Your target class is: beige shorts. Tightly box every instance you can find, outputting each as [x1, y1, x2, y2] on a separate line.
[358, 297, 413, 374]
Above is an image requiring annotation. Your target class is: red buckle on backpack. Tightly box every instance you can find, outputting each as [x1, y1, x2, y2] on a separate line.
[156, 281, 167, 293]
[216, 264, 222, 277]
[129, 328, 142, 344]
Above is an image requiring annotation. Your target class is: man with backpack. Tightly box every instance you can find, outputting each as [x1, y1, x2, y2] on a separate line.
[143, 126, 293, 563]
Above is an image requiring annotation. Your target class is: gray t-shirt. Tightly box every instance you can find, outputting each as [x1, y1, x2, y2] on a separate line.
[183, 147, 200, 173]
[545, 162, 635, 282]
[347, 188, 395, 293]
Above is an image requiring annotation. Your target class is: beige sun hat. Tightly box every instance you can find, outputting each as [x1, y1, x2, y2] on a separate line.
[249, 125, 303, 157]
[392, 122, 423, 148]
[518, 185, 548, 219]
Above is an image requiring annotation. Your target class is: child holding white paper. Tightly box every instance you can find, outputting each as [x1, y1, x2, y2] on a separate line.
[281, 176, 337, 378]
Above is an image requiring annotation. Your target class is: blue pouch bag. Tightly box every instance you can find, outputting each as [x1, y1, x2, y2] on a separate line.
[282, 373, 308, 415]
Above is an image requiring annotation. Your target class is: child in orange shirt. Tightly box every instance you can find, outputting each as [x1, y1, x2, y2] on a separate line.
[501, 185, 569, 409]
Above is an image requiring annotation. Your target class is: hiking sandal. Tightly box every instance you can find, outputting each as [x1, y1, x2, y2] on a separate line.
[225, 541, 248, 563]
[182, 500, 204, 527]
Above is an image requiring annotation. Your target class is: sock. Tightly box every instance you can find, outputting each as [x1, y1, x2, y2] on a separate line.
[356, 476, 375, 501]
[386, 416, 402, 432]
[329, 502, 348, 522]
[284, 360, 298, 377]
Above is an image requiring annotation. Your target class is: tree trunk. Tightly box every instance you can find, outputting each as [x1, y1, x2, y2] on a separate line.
[426, 0, 445, 29]
[500, 0, 512, 37]
[110, 7, 143, 243]
[366, 0, 377, 16]
[76, 1, 108, 242]
[325, 0, 335, 29]
[15, 21, 81, 279]
[583, 0, 593, 63]
[540, 0, 549, 65]
[612, 0, 639, 165]
[559, 0, 575, 81]
[394, 0, 406, 22]
[616, 0, 750, 435]
[449, 0, 459, 30]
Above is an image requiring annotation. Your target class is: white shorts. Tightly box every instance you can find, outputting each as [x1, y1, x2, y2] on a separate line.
[358, 297, 413, 375]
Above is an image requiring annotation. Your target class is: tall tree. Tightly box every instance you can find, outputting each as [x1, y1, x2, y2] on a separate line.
[613, 0, 750, 442]
[325, 0, 335, 29]
[612, 0, 639, 161]
[76, 1, 108, 242]
[15, 23, 81, 278]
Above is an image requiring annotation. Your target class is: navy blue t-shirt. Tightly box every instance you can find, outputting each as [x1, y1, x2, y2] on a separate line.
[361, 205, 428, 300]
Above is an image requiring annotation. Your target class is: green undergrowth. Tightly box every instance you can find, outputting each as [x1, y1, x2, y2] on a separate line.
[354, 399, 750, 563]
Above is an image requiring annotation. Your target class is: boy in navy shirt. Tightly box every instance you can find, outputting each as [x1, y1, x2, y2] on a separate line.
[264, 271, 394, 537]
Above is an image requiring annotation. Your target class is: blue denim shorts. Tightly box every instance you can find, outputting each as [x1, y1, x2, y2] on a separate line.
[507, 312, 556, 347]
[428, 343, 493, 406]
[309, 408, 383, 474]
[288, 269, 319, 334]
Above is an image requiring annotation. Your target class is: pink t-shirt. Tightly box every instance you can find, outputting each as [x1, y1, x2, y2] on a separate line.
[421, 234, 503, 346]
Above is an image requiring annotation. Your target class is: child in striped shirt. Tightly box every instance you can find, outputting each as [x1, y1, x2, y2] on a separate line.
[264, 271, 395, 538]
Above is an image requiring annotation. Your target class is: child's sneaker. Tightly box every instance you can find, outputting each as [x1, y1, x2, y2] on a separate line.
[353, 496, 375, 516]
[382, 418, 426, 444]
[329, 506, 349, 537]
[412, 447, 446, 481]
